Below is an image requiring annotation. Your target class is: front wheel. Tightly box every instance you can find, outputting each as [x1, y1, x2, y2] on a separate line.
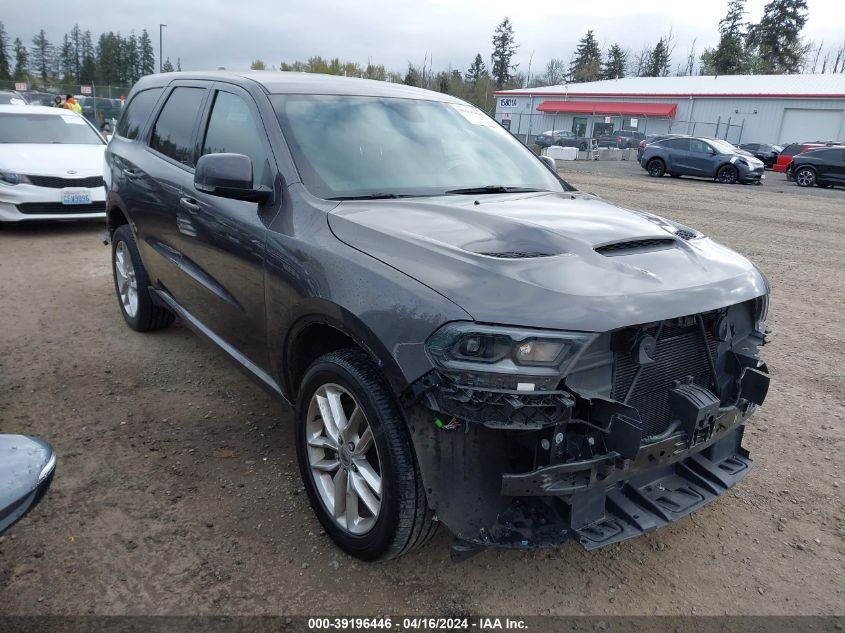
[647, 158, 666, 177]
[717, 164, 739, 184]
[295, 349, 437, 561]
[795, 166, 816, 187]
[111, 224, 174, 331]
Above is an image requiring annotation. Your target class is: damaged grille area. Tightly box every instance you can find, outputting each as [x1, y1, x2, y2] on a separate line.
[476, 251, 555, 259]
[612, 320, 720, 438]
[595, 237, 676, 256]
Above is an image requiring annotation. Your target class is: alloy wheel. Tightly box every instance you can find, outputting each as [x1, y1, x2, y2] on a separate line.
[114, 241, 139, 318]
[305, 383, 383, 535]
[718, 166, 738, 184]
[796, 168, 815, 187]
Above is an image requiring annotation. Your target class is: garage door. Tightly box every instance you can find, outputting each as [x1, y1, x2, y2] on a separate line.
[778, 108, 843, 144]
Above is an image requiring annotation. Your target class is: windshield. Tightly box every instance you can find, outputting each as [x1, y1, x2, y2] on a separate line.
[0, 112, 104, 145]
[708, 138, 739, 154]
[270, 95, 568, 199]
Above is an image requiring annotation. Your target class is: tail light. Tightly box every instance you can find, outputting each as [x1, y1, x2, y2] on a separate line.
[617, 137, 624, 143]
[638, 141, 645, 149]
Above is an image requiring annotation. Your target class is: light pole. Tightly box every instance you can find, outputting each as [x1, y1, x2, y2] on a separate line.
[159, 24, 167, 73]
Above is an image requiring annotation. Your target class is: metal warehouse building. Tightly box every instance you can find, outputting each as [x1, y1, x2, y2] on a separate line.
[494, 74, 845, 146]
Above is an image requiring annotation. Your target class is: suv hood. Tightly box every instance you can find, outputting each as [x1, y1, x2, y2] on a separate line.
[328, 192, 767, 332]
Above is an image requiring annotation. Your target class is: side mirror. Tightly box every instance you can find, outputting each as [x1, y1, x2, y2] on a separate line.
[194, 153, 272, 204]
[0, 435, 56, 537]
[539, 155, 557, 173]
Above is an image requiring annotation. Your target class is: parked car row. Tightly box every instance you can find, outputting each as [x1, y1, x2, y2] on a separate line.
[535, 129, 592, 150]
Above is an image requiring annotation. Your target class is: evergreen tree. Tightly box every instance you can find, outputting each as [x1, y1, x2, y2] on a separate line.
[570, 30, 602, 82]
[0, 22, 11, 81]
[161, 57, 174, 73]
[601, 44, 628, 80]
[490, 17, 517, 89]
[96, 32, 122, 83]
[124, 32, 140, 82]
[465, 53, 487, 84]
[644, 37, 671, 76]
[700, 0, 748, 75]
[69, 24, 82, 81]
[138, 30, 155, 77]
[403, 63, 421, 87]
[250, 59, 266, 70]
[30, 29, 53, 81]
[176, 57, 182, 72]
[80, 30, 96, 82]
[59, 34, 75, 82]
[747, 0, 809, 73]
[13, 37, 28, 81]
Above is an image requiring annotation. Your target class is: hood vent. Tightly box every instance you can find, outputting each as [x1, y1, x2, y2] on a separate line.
[595, 237, 677, 256]
[674, 229, 698, 241]
[477, 251, 555, 259]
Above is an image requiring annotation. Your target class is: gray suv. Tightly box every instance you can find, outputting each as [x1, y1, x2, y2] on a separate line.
[641, 136, 765, 184]
[105, 71, 771, 562]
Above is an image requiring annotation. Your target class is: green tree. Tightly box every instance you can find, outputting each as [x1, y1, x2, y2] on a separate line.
[601, 44, 627, 79]
[13, 37, 28, 81]
[161, 57, 174, 73]
[490, 17, 517, 89]
[96, 32, 121, 83]
[747, 0, 809, 73]
[570, 30, 602, 82]
[250, 59, 266, 70]
[700, 0, 748, 75]
[138, 29, 155, 76]
[644, 37, 671, 76]
[465, 53, 487, 84]
[403, 63, 421, 87]
[69, 24, 82, 81]
[0, 22, 11, 80]
[80, 30, 96, 82]
[125, 32, 140, 82]
[59, 34, 75, 82]
[30, 29, 53, 81]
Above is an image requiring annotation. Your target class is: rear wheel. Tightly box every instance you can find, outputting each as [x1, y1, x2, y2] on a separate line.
[647, 158, 666, 177]
[717, 164, 739, 184]
[795, 166, 816, 187]
[111, 224, 174, 331]
[295, 349, 437, 561]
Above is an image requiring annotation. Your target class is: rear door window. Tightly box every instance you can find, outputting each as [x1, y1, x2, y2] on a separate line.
[149, 87, 207, 167]
[662, 138, 690, 151]
[116, 88, 163, 140]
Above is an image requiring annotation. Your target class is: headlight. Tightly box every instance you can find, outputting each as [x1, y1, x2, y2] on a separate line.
[426, 322, 596, 379]
[0, 171, 30, 185]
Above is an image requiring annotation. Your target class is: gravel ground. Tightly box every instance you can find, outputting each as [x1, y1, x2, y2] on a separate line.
[0, 161, 843, 616]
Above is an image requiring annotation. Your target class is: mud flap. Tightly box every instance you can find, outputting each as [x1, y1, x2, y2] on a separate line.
[575, 428, 752, 549]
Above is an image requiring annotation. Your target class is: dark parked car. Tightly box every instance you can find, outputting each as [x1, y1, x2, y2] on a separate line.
[597, 130, 645, 149]
[535, 129, 591, 150]
[739, 143, 782, 168]
[0, 435, 56, 536]
[641, 136, 765, 184]
[105, 71, 770, 562]
[636, 133, 688, 162]
[774, 141, 843, 173]
[0, 90, 28, 105]
[787, 147, 845, 188]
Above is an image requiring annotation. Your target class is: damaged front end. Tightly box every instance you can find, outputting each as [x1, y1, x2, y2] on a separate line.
[405, 297, 770, 560]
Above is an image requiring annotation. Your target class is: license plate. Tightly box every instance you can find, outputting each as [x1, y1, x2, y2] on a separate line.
[62, 189, 91, 205]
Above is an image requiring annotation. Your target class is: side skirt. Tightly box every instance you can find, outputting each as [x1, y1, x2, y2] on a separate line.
[149, 287, 291, 407]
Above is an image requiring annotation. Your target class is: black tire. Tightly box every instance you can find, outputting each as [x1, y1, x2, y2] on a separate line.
[111, 224, 174, 332]
[647, 158, 666, 177]
[579, 142, 587, 151]
[295, 348, 437, 561]
[795, 166, 816, 187]
[717, 164, 739, 184]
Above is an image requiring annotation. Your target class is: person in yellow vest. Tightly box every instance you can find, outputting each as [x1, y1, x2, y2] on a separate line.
[62, 95, 82, 114]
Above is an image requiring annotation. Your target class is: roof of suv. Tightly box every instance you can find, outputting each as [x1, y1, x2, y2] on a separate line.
[133, 70, 462, 102]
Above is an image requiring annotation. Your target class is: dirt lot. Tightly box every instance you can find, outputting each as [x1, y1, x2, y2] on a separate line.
[1, 163, 843, 616]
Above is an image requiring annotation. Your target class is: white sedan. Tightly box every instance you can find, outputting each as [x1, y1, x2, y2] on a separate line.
[0, 105, 107, 222]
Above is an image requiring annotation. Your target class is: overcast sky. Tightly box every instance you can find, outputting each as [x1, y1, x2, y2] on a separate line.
[8, 0, 845, 76]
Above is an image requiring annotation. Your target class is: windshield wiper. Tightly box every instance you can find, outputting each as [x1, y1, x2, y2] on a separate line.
[444, 185, 548, 195]
[327, 192, 412, 200]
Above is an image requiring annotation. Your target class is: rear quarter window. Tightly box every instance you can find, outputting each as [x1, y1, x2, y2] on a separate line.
[116, 88, 164, 140]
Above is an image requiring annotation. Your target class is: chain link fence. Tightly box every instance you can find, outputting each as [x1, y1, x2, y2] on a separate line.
[2, 80, 133, 131]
